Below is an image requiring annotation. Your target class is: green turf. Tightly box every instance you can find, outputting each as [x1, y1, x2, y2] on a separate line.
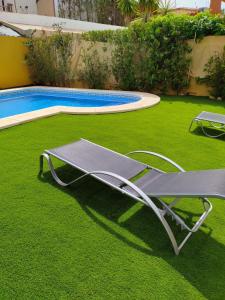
[0, 96, 225, 299]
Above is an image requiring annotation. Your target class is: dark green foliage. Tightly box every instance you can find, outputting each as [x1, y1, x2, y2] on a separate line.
[79, 45, 109, 89]
[198, 47, 225, 100]
[95, 0, 124, 25]
[83, 13, 225, 94]
[25, 30, 75, 86]
[111, 29, 138, 90]
[84, 13, 225, 42]
[111, 19, 192, 93]
[85, 14, 208, 93]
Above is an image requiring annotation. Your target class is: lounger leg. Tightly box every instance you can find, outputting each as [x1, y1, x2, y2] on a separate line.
[189, 118, 195, 132]
[39, 153, 44, 175]
[189, 118, 225, 138]
[39, 153, 81, 187]
[158, 196, 212, 253]
[209, 122, 225, 130]
[158, 213, 180, 255]
[200, 121, 225, 138]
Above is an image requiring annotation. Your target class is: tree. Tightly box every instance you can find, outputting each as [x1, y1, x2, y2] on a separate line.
[58, 0, 96, 22]
[58, 0, 123, 25]
[158, 0, 175, 16]
[138, 0, 159, 21]
[96, 0, 124, 25]
[117, 0, 137, 24]
[117, 0, 160, 23]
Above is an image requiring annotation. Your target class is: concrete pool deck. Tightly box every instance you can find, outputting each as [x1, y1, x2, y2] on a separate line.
[0, 87, 160, 129]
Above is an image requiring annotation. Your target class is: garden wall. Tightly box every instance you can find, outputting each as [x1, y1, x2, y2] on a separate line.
[188, 36, 225, 96]
[0, 36, 32, 89]
[71, 39, 115, 89]
[74, 35, 225, 96]
[1, 34, 225, 96]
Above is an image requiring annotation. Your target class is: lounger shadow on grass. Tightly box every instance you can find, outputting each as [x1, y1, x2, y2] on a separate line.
[190, 125, 225, 139]
[38, 164, 225, 300]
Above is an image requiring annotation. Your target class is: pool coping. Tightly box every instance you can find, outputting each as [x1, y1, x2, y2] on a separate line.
[0, 86, 160, 130]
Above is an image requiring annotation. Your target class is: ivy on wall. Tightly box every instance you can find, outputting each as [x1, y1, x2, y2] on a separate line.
[110, 19, 192, 93]
[25, 30, 76, 87]
[82, 13, 225, 94]
[78, 43, 109, 89]
[198, 46, 225, 100]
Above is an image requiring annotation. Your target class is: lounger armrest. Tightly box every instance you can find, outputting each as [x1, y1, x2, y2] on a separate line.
[126, 151, 185, 172]
[77, 170, 160, 212]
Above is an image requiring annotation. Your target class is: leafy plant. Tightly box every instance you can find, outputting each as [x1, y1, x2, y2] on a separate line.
[83, 13, 225, 94]
[84, 13, 225, 42]
[138, 0, 159, 21]
[25, 29, 76, 86]
[198, 47, 225, 100]
[117, 0, 137, 24]
[158, 0, 175, 16]
[117, 0, 159, 23]
[79, 45, 109, 89]
[108, 14, 191, 93]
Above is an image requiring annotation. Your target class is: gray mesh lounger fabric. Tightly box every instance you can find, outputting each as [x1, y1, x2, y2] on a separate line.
[190, 111, 225, 137]
[46, 139, 147, 187]
[196, 111, 225, 124]
[123, 169, 225, 199]
[40, 138, 221, 255]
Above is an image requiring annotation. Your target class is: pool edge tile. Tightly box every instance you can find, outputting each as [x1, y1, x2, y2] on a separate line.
[0, 87, 160, 129]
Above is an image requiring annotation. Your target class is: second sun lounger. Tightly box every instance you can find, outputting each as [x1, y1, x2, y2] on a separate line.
[189, 111, 225, 138]
[39, 139, 225, 255]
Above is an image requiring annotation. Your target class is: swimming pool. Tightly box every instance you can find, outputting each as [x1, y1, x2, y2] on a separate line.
[0, 87, 160, 130]
[0, 88, 141, 118]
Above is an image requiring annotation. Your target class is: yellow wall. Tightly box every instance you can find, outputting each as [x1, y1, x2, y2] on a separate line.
[188, 36, 225, 96]
[0, 36, 32, 89]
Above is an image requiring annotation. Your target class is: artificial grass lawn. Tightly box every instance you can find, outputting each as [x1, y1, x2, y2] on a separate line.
[0, 96, 225, 299]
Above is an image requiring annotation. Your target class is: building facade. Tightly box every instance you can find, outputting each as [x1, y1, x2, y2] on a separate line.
[0, 0, 37, 14]
[210, 0, 223, 14]
[36, 0, 59, 17]
[36, 0, 97, 22]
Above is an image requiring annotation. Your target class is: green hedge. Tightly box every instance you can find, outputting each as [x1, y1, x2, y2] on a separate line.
[79, 13, 225, 94]
[83, 13, 225, 42]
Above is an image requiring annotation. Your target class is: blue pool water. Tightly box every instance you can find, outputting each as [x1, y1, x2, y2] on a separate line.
[0, 88, 140, 118]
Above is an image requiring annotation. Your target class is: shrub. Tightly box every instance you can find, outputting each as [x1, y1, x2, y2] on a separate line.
[111, 17, 192, 93]
[25, 29, 76, 86]
[79, 45, 109, 89]
[84, 13, 225, 43]
[82, 13, 225, 94]
[198, 47, 225, 100]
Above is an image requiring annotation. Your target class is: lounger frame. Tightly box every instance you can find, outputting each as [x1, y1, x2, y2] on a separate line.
[40, 141, 212, 255]
[189, 115, 225, 138]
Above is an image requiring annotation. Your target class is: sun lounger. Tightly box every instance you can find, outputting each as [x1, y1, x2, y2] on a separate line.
[39, 139, 224, 255]
[189, 111, 225, 138]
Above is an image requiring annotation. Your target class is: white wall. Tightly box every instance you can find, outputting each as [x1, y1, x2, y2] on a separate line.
[0, 0, 37, 14]
[0, 11, 124, 32]
[15, 0, 37, 14]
